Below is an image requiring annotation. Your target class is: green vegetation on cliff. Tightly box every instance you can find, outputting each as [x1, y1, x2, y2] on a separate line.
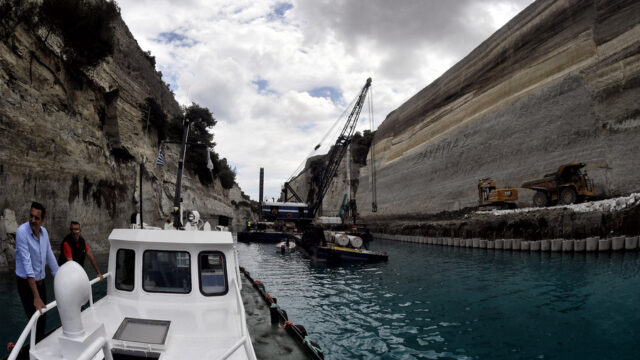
[38, 0, 120, 68]
[1, 0, 120, 68]
[165, 103, 237, 189]
[3, 0, 237, 191]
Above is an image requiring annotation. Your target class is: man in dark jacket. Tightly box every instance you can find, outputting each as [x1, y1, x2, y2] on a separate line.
[58, 221, 103, 281]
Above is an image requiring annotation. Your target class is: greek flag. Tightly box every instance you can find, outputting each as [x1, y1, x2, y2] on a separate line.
[156, 148, 165, 167]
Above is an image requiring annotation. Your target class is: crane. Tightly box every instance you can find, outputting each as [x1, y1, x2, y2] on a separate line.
[307, 77, 372, 217]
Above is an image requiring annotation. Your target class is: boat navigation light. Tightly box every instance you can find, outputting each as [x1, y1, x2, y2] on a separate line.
[187, 210, 200, 224]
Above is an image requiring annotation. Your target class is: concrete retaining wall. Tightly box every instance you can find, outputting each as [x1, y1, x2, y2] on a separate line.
[372, 232, 640, 253]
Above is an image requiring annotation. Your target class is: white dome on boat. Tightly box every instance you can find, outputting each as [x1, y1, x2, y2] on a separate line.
[54, 261, 90, 338]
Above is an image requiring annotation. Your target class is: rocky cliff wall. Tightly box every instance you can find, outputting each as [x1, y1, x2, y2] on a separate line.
[356, 0, 640, 221]
[0, 17, 254, 270]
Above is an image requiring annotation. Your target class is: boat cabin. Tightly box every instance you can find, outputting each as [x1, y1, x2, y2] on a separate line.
[10, 228, 255, 360]
[107, 229, 240, 302]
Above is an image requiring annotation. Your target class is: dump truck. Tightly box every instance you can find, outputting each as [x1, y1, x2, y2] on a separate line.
[478, 178, 518, 209]
[521, 162, 594, 207]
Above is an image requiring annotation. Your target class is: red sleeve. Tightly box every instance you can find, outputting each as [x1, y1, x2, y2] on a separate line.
[85, 242, 90, 252]
[63, 242, 72, 259]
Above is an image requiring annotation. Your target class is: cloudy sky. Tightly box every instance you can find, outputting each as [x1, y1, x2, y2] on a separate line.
[117, 0, 534, 201]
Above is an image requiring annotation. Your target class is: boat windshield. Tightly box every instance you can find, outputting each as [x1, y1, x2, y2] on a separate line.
[199, 251, 228, 296]
[143, 250, 191, 294]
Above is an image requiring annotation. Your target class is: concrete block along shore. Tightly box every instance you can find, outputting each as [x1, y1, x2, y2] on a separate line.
[372, 233, 640, 253]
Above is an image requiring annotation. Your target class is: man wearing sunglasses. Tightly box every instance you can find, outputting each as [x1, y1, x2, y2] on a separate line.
[14, 201, 59, 343]
[58, 221, 103, 281]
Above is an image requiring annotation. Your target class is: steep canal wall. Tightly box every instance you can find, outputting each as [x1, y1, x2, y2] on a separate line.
[356, 0, 640, 222]
[0, 14, 254, 270]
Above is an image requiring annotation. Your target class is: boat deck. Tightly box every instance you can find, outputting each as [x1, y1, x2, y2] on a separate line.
[30, 293, 248, 359]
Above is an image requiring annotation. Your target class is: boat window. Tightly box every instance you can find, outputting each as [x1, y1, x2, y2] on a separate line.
[115, 249, 135, 291]
[143, 250, 191, 294]
[199, 251, 228, 296]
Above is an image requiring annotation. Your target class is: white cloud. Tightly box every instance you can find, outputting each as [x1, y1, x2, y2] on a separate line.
[117, 0, 534, 201]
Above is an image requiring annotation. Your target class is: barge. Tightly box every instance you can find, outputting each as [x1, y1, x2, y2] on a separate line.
[297, 227, 388, 263]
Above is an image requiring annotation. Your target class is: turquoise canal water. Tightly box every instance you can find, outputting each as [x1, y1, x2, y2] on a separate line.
[1, 241, 639, 359]
[237, 240, 640, 360]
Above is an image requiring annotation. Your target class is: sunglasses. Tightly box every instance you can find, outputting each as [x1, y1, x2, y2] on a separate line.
[29, 214, 41, 221]
[71, 228, 81, 232]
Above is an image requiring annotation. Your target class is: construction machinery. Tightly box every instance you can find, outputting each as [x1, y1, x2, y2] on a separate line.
[337, 194, 349, 219]
[307, 77, 373, 218]
[477, 178, 518, 209]
[521, 162, 594, 207]
[297, 78, 379, 262]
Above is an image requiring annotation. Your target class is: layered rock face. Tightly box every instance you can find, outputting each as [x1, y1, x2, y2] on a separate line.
[0, 17, 253, 269]
[356, 0, 640, 221]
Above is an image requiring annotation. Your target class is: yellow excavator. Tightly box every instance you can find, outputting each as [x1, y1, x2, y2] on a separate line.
[477, 178, 518, 209]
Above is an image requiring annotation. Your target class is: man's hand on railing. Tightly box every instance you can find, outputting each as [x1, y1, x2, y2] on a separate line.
[90, 272, 110, 285]
[7, 342, 14, 351]
[34, 296, 46, 314]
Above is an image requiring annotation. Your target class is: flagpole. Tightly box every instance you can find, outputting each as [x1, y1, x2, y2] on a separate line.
[139, 160, 144, 229]
[173, 118, 191, 229]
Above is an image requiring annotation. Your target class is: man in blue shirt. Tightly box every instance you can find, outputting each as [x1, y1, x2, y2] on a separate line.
[15, 202, 59, 343]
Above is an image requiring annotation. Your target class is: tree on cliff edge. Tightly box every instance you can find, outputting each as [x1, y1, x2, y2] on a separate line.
[37, 0, 120, 68]
[169, 103, 236, 189]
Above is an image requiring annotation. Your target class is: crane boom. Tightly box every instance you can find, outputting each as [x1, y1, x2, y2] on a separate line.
[308, 77, 372, 217]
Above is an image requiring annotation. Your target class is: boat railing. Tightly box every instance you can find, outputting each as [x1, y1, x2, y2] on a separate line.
[233, 247, 242, 291]
[8, 272, 112, 360]
[217, 277, 256, 360]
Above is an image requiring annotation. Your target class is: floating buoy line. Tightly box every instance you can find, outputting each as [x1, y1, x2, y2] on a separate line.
[240, 267, 325, 360]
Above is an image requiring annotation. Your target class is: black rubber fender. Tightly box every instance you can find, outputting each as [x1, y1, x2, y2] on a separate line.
[294, 324, 308, 338]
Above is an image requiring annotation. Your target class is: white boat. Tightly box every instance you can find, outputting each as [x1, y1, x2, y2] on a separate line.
[275, 239, 296, 253]
[8, 225, 257, 360]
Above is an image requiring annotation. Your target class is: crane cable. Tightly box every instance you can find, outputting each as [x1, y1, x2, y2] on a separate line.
[287, 94, 359, 182]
